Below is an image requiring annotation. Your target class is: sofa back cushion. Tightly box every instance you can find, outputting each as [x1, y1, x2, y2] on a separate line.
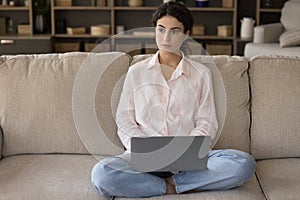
[249, 56, 300, 159]
[131, 55, 251, 153]
[0, 52, 130, 156]
[280, 0, 300, 32]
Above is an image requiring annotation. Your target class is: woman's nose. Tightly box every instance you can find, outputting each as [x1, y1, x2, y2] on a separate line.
[163, 30, 171, 42]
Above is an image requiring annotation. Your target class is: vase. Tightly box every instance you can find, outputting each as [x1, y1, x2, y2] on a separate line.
[35, 15, 45, 33]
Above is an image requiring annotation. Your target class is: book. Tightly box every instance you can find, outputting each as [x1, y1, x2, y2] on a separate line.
[0, 17, 6, 35]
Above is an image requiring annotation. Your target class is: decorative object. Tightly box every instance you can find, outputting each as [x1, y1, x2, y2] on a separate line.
[192, 24, 205, 35]
[222, 0, 233, 8]
[96, 0, 106, 6]
[54, 42, 80, 52]
[66, 26, 86, 35]
[17, 24, 31, 35]
[176, 0, 186, 4]
[34, 0, 50, 33]
[264, 0, 271, 8]
[54, 0, 72, 6]
[24, 0, 29, 6]
[128, 0, 143, 7]
[116, 25, 125, 34]
[206, 42, 232, 55]
[240, 17, 255, 39]
[163, 0, 175, 3]
[217, 25, 233, 37]
[196, 0, 208, 7]
[1, 0, 8, 6]
[90, 24, 110, 36]
[35, 14, 46, 33]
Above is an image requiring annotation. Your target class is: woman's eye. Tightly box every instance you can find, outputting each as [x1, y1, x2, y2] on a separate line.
[157, 28, 165, 33]
[171, 30, 180, 35]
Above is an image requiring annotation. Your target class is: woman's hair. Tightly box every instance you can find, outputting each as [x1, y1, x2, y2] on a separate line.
[152, 2, 194, 34]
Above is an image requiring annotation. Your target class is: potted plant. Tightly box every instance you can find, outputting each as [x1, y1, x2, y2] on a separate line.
[33, 0, 50, 33]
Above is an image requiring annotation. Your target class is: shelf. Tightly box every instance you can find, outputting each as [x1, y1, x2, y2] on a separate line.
[256, 0, 287, 25]
[0, 6, 30, 11]
[0, 34, 52, 40]
[113, 6, 157, 10]
[0, 0, 239, 55]
[259, 8, 281, 12]
[53, 6, 112, 10]
[55, 34, 110, 38]
[191, 35, 234, 40]
[113, 6, 236, 11]
[188, 7, 235, 11]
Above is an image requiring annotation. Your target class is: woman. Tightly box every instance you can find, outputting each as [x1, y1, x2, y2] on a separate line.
[91, 2, 256, 198]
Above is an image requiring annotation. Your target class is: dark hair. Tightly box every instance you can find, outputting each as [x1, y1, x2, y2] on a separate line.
[152, 2, 194, 34]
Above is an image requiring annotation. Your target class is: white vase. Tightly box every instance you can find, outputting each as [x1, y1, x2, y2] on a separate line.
[240, 17, 255, 39]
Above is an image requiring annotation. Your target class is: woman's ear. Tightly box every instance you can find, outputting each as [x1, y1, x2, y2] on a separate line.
[186, 30, 190, 37]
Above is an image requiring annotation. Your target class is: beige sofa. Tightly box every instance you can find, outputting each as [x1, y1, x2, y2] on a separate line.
[0, 52, 299, 200]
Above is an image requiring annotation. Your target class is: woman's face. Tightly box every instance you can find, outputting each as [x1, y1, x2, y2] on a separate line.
[155, 15, 189, 55]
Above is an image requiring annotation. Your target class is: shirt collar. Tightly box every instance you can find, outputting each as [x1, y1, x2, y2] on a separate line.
[146, 51, 190, 77]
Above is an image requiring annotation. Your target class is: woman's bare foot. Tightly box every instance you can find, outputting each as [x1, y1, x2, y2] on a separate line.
[165, 177, 176, 195]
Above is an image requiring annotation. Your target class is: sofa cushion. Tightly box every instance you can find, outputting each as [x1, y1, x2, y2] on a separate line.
[132, 55, 251, 153]
[279, 29, 300, 47]
[249, 56, 300, 159]
[256, 159, 300, 200]
[280, 0, 300, 32]
[0, 154, 104, 200]
[0, 52, 130, 156]
[117, 176, 265, 200]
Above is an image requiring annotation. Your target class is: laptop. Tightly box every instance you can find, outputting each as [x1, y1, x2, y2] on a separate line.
[130, 136, 211, 172]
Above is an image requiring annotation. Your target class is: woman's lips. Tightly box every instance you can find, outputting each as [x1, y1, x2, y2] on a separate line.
[162, 44, 171, 48]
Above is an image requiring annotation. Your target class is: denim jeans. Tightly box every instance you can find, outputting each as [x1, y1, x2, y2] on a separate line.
[91, 149, 256, 198]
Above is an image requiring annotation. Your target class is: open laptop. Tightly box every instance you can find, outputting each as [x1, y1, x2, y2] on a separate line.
[130, 136, 211, 172]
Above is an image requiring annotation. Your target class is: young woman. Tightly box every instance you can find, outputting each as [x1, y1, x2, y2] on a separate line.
[91, 2, 256, 198]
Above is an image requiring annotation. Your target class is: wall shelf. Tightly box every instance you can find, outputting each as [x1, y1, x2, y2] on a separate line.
[1, 0, 240, 55]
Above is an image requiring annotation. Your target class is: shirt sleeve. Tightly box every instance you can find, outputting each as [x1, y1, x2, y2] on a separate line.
[189, 67, 219, 143]
[115, 69, 147, 150]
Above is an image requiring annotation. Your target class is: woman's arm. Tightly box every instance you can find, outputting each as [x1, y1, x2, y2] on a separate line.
[116, 70, 147, 150]
[190, 68, 218, 142]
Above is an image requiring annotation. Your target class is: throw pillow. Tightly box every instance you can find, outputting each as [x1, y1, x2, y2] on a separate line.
[280, 0, 300, 32]
[279, 29, 300, 47]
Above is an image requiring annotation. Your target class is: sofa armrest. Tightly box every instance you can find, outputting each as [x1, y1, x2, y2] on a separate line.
[253, 23, 283, 43]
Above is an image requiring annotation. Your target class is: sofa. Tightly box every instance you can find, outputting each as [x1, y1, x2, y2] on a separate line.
[0, 51, 299, 200]
[244, 0, 300, 58]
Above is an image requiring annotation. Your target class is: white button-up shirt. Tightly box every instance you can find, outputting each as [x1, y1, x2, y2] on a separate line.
[116, 51, 218, 150]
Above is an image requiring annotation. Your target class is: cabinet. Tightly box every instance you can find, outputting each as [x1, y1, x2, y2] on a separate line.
[0, 0, 52, 55]
[256, 0, 287, 25]
[1, 0, 239, 55]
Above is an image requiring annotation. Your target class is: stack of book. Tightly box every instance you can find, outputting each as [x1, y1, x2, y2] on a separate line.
[0, 17, 6, 35]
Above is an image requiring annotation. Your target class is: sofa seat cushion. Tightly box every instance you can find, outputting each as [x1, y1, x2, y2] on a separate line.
[244, 43, 300, 58]
[0, 154, 106, 200]
[256, 159, 300, 200]
[116, 176, 265, 200]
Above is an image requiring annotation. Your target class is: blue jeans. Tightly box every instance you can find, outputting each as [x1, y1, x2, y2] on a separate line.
[91, 149, 256, 198]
